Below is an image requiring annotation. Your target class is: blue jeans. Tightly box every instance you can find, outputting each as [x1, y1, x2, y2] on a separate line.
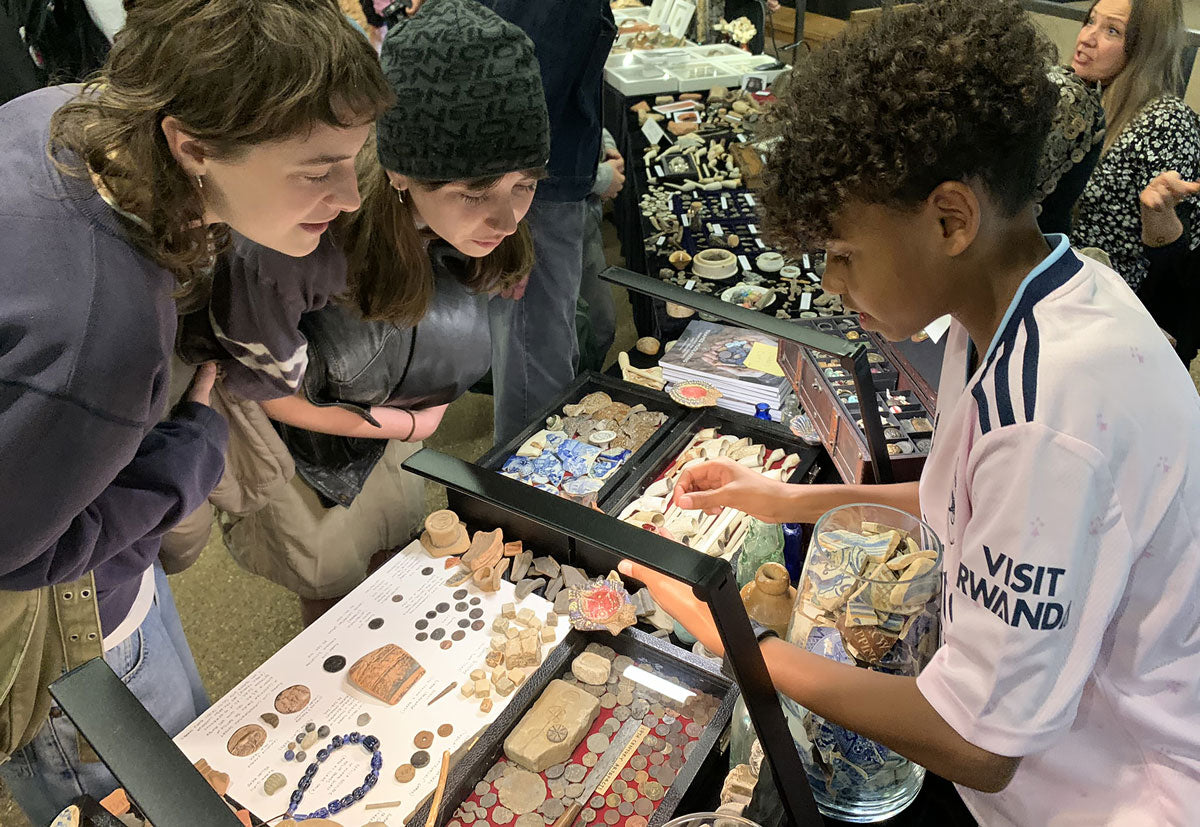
[489, 198, 588, 444]
[0, 566, 208, 826]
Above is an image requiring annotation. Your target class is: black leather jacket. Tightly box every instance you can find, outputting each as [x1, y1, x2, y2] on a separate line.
[277, 243, 491, 507]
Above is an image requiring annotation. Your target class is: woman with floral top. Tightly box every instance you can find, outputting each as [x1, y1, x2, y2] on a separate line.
[1071, 0, 1200, 290]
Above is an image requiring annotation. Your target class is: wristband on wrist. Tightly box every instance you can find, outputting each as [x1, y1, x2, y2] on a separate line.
[402, 410, 416, 441]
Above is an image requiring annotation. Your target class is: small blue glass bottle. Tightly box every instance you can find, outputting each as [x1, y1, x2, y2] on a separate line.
[754, 403, 772, 421]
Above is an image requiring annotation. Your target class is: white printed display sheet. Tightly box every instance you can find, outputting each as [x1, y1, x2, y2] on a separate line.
[174, 540, 557, 824]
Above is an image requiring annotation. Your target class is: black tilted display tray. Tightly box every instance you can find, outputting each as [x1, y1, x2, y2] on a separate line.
[403, 449, 826, 825]
[454, 371, 689, 556]
[407, 627, 738, 827]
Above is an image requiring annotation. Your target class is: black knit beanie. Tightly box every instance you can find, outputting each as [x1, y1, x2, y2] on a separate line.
[377, 0, 550, 180]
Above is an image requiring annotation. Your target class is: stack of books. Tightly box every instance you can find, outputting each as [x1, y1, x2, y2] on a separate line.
[658, 320, 790, 419]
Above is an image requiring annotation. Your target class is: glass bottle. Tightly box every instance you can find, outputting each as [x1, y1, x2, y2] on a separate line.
[735, 518, 784, 588]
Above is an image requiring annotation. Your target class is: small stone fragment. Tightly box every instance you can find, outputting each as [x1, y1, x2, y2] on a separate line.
[544, 574, 564, 602]
[554, 590, 571, 613]
[545, 611, 558, 626]
[475, 679, 491, 698]
[480, 698, 494, 713]
[493, 616, 511, 633]
[263, 772, 286, 795]
[511, 551, 534, 582]
[505, 626, 521, 640]
[471, 668, 487, 681]
[514, 578, 546, 600]
[357, 713, 371, 726]
[504, 541, 523, 557]
[531, 556, 560, 578]
[571, 652, 611, 685]
[559, 565, 588, 590]
[300, 730, 318, 750]
[461, 682, 475, 698]
[502, 602, 517, 619]
[496, 677, 515, 696]
[541, 627, 556, 643]
[486, 650, 505, 669]
[259, 712, 279, 729]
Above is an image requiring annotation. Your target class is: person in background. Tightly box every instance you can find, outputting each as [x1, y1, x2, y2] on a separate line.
[623, 1, 1200, 824]
[579, 128, 625, 369]
[1136, 170, 1200, 365]
[203, 0, 547, 625]
[0, 0, 389, 821]
[1071, 0, 1200, 289]
[481, 0, 617, 445]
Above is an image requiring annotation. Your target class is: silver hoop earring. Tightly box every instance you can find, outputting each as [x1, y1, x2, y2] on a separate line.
[397, 189, 405, 204]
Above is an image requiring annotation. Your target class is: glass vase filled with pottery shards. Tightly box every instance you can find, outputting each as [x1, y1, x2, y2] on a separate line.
[783, 503, 942, 822]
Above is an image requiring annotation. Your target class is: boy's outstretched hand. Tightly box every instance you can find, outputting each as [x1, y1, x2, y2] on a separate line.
[674, 458, 800, 522]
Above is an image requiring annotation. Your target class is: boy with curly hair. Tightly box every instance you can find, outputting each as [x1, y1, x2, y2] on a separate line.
[621, 1, 1200, 823]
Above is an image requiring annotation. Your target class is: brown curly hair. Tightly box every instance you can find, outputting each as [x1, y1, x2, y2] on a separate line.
[761, 0, 1058, 253]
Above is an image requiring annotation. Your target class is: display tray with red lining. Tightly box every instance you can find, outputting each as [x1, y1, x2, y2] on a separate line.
[410, 628, 736, 827]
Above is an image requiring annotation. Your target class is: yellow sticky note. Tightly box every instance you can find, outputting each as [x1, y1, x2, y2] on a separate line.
[743, 342, 785, 377]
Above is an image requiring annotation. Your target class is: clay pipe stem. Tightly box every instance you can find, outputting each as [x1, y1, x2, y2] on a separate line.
[424, 750, 451, 827]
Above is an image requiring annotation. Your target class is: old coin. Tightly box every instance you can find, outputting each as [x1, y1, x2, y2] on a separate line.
[415, 730, 435, 749]
[411, 750, 430, 768]
[440, 639, 453, 650]
[644, 780, 665, 801]
[649, 752, 664, 766]
[613, 706, 631, 722]
[540, 799, 565, 820]
[438, 723, 454, 737]
[604, 810, 620, 825]
[605, 793, 621, 808]
[392, 593, 404, 602]
[628, 816, 649, 827]
[620, 767, 635, 782]
[685, 722, 703, 738]
[599, 693, 617, 710]
[564, 763, 587, 783]
[516, 815, 544, 827]
[619, 801, 635, 817]
[322, 655, 346, 673]
[580, 808, 597, 824]
[634, 798, 653, 817]
[395, 764, 416, 783]
[452, 630, 466, 641]
[654, 723, 669, 737]
[586, 733, 610, 753]
[226, 724, 266, 757]
[545, 763, 566, 780]
[590, 795, 605, 809]
[431, 628, 445, 641]
[582, 752, 598, 767]
[611, 779, 627, 795]
[630, 754, 647, 771]
[471, 620, 485, 631]
[263, 772, 287, 795]
[622, 788, 638, 803]
[566, 782, 584, 799]
[617, 690, 634, 706]
[548, 777, 567, 799]
[497, 768, 546, 814]
[273, 684, 311, 715]
[635, 770, 649, 784]
[368, 617, 384, 630]
[480, 793, 498, 808]
[493, 806, 514, 824]
[474, 781, 492, 796]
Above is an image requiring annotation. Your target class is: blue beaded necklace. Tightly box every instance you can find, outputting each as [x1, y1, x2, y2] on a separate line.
[286, 731, 382, 821]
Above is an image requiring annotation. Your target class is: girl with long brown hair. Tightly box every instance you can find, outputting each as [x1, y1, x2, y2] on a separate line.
[1071, 0, 1200, 288]
[0, 1, 389, 821]
[208, 0, 549, 623]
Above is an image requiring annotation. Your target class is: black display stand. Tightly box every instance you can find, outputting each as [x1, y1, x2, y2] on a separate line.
[600, 266, 896, 484]
[401, 448, 826, 825]
[50, 659, 245, 827]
